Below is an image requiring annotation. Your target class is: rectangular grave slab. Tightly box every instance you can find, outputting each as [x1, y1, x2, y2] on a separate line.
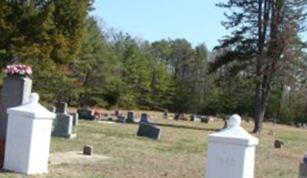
[137, 123, 160, 140]
[52, 114, 76, 139]
[55, 102, 68, 114]
[77, 109, 94, 120]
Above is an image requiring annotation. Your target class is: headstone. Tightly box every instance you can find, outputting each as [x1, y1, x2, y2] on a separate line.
[191, 115, 201, 122]
[304, 153, 307, 164]
[77, 107, 94, 120]
[70, 113, 79, 126]
[4, 93, 55, 174]
[137, 123, 161, 140]
[299, 163, 307, 178]
[299, 154, 307, 178]
[83, 145, 93, 156]
[163, 110, 168, 119]
[0, 75, 32, 167]
[174, 113, 180, 120]
[140, 113, 149, 123]
[102, 113, 109, 118]
[55, 102, 67, 114]
[117, 115, 126, 123]
[52, 113, 76, 139]
[47, 106, 56, 113]
[190, 114, 195, 121]
[199, 115, 210, 123]
[126, 111, 135, 123]
[205, 114, 259, 178]
[114, 110, 119, 117]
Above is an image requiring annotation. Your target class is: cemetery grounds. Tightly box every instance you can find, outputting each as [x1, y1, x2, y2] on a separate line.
[1, 110, 305, 178]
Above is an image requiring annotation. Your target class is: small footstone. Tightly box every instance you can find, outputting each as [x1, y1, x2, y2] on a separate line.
[274, 140, 283, 149]
[83, 145, 93, 156]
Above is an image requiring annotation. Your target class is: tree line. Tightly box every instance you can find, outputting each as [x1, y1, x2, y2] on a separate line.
[0, 0, 306, 132]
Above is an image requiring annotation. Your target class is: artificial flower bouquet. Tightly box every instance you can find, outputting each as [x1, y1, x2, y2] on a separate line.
[4, 64, 33, 77]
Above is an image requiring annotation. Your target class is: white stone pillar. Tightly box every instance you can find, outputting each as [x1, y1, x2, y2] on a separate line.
[205, 114, 259, 178]
[4, 93, 55, 175]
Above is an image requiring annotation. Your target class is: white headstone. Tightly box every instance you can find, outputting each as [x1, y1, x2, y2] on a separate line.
[205, 114, 259, 178]
[4, 93, 55, 175]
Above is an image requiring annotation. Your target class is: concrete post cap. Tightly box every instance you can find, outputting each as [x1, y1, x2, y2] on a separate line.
[228, 114, 241, 127]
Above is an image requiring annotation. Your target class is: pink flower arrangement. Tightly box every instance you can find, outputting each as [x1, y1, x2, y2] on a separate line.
[4, 64, 33, 76]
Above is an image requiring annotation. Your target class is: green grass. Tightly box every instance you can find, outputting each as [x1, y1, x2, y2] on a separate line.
[1, 114, 307, 178]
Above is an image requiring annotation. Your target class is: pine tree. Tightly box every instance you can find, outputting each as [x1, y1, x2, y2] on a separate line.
[216, 0, 307, 133]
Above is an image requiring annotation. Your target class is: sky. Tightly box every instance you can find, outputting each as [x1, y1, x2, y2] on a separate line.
[90, 1, 306, 50]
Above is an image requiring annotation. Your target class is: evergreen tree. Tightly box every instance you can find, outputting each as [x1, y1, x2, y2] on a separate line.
[215, 0, 307, 133]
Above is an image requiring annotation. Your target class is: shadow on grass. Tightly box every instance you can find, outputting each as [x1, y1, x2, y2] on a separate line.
[98, 119, 221, 132]
[151, 122, 220, 132]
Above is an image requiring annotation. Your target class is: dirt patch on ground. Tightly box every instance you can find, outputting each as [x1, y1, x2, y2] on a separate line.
[49, 151, 110, 165]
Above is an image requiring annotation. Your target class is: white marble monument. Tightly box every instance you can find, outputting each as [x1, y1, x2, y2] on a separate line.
[205, 114, 259, 178]
[4, 93, 55, 175]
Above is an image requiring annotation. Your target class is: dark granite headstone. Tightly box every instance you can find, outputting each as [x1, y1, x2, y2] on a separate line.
[140, 113, 149, 123]
[117, 115, 126, 123]
[126, 112, 135, 123]
[0, 76, 32, 140]
[77, 108, 94, 120]
[304, 154, 307, 164]
[174, 113, 180, 120]
[137, 123, 160, 139]
[299, 163, 307, 178]
[52, 113, 76, 139]
[55, 102, 68, 114]
[0, 76, 32, 167]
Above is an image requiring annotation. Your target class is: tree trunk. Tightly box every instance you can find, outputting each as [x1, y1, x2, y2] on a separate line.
[253, 101, 266, 133]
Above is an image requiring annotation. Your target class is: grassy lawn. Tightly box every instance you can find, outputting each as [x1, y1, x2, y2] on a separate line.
[1, 112, 307, 178]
